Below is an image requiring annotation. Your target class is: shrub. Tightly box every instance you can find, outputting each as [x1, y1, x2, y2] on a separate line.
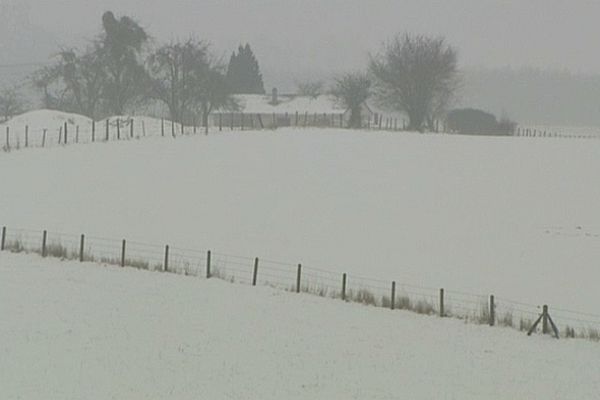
[447, 108, 516, 136]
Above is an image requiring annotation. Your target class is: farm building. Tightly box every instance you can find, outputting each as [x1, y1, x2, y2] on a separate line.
[211, 89, 374, 129]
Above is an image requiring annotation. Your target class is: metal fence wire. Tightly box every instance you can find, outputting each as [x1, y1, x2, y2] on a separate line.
[1, 225, 600, 342]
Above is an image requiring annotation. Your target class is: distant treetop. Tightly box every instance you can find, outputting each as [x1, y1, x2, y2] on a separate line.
[226, 44, 265, 95]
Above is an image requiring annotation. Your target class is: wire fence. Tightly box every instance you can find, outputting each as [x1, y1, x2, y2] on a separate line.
[515, 126, 600, 140]
[0, 112, 426, 155]
[1, 224, 599, 342]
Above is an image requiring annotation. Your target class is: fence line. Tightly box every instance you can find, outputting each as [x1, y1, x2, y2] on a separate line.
[1, 224, 599, 342]
[515, 126, 600, 140]
[0, 113, 420, 155]
[3, 116, 600, 155]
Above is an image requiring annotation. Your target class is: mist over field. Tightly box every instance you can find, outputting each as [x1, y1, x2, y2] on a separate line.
[3, 0, 600, 125]
[2, 1, 600, 399]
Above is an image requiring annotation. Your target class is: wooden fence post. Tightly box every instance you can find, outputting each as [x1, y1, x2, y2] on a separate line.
[142, 120, 146, 137]
[439, 288, 445, 317]
[76, 125, 79, 143]
[79, 234, 85, 262]
[341, 273, 347, 301]
[527, 304, 559, 338]
[164, 245, 169, 272]
[206, 250, 211, 278]
[161, 118, 165, 137]
[4, 127, 8, 150]
[117, 119, 121, 140]
[105, 119, 110, 141]
[25, 125, 28, 147]
[92, 121, 95, 142]
[121, 239, 126, 267]
[181, 120, 184, 135]
[295, 111, 299, 126]
[171, 119, 175, 138]
[42, 230, 47, 257]
[391, 281, 396, 310]
[1, 226, 5, 250]
[241, 112, 244, 131]
[230, 112, 234, 130]
[296, 264, 302, 293]
[130, 119, 134, 138]
[42, 129, 47, 147]
[219, 113, 222, 131]
[489, 295, 495, 326]
[64, 122, 68, 144]
[252, 257, 259, 286]
[257, 114, 264, 129]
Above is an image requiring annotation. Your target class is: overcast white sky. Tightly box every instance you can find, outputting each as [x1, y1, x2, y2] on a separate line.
[14, 0, 600, 74]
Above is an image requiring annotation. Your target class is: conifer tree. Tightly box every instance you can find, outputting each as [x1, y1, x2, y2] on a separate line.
[226, 44, 265, 94]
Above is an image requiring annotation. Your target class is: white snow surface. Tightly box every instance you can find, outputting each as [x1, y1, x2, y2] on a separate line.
[1, 124, 600, 320]
[1, 252, 599, 399]
[1, 109, 93, 131]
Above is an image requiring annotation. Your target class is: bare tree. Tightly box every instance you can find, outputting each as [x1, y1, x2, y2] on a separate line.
[370, 33, 459, 131]
[148, 39, 211, 124]
[57, 47, 106, 118]
[296, 80, 324, 98]
[197, 65, 235, 134]
[331, 72, 371, 128]
[31, 47, 106, 118]
[0, 86, 25, 122]
[31, 66, 64, 110]
[148, 39, 234, 132]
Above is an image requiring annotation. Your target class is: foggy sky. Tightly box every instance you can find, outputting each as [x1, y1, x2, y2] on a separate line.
[14, 0, 600, 75]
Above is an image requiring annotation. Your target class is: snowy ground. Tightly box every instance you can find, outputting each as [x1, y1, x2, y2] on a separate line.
[1, 252, 599, 399]
[1, 123, 600, 322]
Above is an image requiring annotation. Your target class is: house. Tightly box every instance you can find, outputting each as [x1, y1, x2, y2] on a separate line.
[211, 88, 374, 129]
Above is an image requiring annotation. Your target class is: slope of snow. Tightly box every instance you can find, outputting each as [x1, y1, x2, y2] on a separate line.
[0, 128, 599, 327]
[1, 109, 93, 132]
[0, 252, 598, 399]
[1, 110, 190, 148]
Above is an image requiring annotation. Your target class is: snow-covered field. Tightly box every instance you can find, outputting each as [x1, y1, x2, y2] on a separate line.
[0, 110, 187, 149]
[2, 120, 600, 322]
[2, 120, 600, 314]
[1, 252, 599, 399]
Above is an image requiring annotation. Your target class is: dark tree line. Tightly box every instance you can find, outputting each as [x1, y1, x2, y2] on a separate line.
[28, 15, 462, 133]
[30, 11, 242, 125]
[331, 33, 460, 131]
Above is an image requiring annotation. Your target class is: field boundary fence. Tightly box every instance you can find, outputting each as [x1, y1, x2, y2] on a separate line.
[1, 225, 599, 342]
[3, 116, 600, 155]
[0, 113, 424, 155]
[515, 126, 600, 139]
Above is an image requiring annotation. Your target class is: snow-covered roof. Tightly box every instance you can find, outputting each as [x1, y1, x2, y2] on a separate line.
[227, 94, 348, 115]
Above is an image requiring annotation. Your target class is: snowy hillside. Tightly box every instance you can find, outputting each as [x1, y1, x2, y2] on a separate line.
[2, 124, 600, 324]
[1, 252, 599, 399]
[0, 110, 190, 148]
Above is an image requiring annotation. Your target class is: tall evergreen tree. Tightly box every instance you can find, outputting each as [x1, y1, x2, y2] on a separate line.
[226, 44, 265, 94]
